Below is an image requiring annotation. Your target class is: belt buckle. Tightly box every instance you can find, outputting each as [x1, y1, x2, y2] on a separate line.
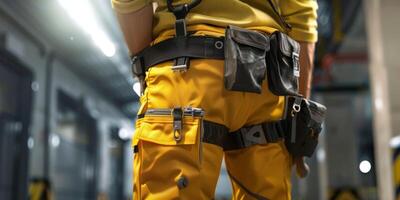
[240, 125, 267, 147]
[172, 57, 189, 72]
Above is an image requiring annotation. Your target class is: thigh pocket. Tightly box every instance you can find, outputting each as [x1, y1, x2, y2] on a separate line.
[134, 107, 205, 198]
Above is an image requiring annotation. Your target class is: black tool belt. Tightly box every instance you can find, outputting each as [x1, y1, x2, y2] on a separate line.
[132, 36, 225, 77]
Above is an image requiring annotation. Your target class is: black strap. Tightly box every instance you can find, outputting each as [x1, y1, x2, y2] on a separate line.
[131, 36, 224, 77]
[202, 121, 284, 151]
[167, 0, 202, 20]
[132, 120, 283, 152]
[266, 0, 292, 31]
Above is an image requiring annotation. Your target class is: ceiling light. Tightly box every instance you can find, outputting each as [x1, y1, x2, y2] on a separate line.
[118, 128, 131, 140]
[133, 82, 141, 96]
[359, 160, 372, 174]
[57, 0, 116, 57]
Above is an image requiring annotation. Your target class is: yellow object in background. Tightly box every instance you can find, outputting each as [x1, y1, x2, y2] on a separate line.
[29, 179, 52, 200]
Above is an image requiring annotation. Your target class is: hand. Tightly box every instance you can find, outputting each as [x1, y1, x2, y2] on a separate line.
[295, 156, 309, 178]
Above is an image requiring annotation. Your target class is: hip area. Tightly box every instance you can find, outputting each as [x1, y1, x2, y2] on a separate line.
[139, 58, 285, 132]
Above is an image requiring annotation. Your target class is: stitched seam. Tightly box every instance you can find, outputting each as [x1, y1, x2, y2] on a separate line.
[227, 170, 269, 200]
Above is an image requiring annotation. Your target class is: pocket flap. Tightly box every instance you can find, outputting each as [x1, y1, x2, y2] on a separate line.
[226, 25, 270, 51]
[306, 100, 327, 124]
[276, 32, 300, 57]
[136, 115, 201, 146]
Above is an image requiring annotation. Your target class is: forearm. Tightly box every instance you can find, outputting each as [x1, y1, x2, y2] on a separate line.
[114, 4, 153, 55]
[295, 42, 315, 178]
[298, 42, 315, 99]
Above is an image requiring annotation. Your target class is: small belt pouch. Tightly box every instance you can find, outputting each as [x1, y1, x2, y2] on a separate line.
[224, 25, 270, 93]
[282, 96, 327, 157]
[266, 32, 301, 96]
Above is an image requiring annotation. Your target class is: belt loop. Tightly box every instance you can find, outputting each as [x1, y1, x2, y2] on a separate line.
[131, 56, 145, 78]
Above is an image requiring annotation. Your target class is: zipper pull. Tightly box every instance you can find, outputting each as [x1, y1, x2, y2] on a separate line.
[172, 107, 183, 142]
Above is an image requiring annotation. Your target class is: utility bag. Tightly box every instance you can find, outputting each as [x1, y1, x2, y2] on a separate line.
[224, 25, 269, 93]
[282, 96, 327, 157]
[266, 32, 301, 96]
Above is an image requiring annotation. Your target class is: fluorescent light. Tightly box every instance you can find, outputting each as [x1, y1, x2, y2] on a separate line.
[51, 134, 60, 148]
[359, 160, 372, 174]
[27, 137, 34, 149]
[133, 82, 141, 96]
[57, 0, 116, 57]
[118, 128, 132, 140]
[390, 136, 400, 148]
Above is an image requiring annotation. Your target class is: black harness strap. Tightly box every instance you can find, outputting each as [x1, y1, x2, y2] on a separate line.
[133, 115, 283, 152]
[167, 0, 203, 71]
[131, 36, 225, 77]
[202, 121, 284, 151]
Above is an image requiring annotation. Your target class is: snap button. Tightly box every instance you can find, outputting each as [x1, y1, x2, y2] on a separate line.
[177, 176, 189, 189]
[215, 41, 224, 49]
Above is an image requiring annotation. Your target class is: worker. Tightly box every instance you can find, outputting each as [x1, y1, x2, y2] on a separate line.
[111, 0, 322, 199]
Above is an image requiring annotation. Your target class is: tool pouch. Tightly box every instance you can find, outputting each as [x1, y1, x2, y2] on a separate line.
[224, 25, 269, 93]
[266, 32, 301, 96]
[282, 96, 327, 157]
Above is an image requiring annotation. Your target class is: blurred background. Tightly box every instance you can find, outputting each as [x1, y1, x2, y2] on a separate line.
[0, 0, 399, 199]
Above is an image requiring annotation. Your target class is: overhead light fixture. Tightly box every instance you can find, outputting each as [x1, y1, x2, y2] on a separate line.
[133, 82, 141, 96]
[390, 135, 400, 148]
[359, 160, 372, 174]
[57, 0, 116, 57]
[51, 134, 61, 148]
[118, 127, 132, 140]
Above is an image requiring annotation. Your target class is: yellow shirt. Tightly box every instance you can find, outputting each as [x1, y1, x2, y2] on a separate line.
[111, 0, 318, 42]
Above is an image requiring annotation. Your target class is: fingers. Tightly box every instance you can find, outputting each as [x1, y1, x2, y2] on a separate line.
[295, 156, 310, 178]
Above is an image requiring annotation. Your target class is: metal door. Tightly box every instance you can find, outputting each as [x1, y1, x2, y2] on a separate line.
[0, 50, 32, 200]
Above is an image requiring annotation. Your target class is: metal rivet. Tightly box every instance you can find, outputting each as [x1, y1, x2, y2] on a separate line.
[215, 41, 223, 49]
[177, 176, 189, 189]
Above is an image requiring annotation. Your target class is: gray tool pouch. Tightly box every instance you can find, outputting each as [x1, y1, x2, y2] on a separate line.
[282, 96, 327, 157]
[224, 25, 269, 93]
[266, 32, 301, 96]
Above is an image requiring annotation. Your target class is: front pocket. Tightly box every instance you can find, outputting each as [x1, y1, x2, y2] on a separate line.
[134, 108, 205, 199]
[224, 25, 269, 93]
[137, 107, 204, 146]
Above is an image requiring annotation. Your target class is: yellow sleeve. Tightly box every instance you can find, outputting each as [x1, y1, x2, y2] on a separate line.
[111, 0, 151, 14]
[279, 0, 318, 42]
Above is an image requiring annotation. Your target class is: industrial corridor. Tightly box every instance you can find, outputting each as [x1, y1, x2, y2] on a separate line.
[0, 0, 399, 199]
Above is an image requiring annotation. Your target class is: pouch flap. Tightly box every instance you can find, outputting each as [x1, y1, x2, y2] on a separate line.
[306, 100, 327, 124]
[137, 115, 201, 145]
[226, 25, 270, 51]
[276, 32, 300, 57]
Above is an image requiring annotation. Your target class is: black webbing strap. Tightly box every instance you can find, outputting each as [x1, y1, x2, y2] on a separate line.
[131, 36, 225, 77]
[266, 0, 292, 31]
[202, 121, 284, 151]
[133, 120, 283, 153]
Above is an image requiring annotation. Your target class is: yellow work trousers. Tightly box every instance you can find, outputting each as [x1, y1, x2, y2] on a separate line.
[132, 25, 293, 200]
